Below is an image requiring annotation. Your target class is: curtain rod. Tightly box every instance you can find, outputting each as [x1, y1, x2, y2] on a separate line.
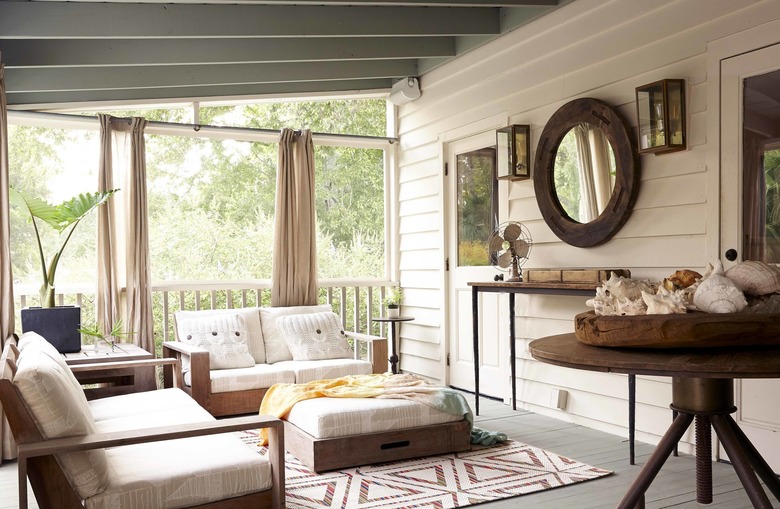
[8, 109, 398, 145]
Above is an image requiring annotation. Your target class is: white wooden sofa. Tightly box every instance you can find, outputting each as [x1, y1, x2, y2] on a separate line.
[163, 305, 388, 416]
[0, 332, 285, 509]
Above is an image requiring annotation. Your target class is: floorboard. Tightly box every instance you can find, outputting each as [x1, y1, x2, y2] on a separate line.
[0, 392, 778, 508]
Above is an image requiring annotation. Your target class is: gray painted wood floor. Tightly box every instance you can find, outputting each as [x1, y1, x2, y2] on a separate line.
[1, 392, 778, 508]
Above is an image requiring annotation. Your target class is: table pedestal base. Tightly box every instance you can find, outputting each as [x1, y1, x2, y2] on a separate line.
[618, 377, 780, 509]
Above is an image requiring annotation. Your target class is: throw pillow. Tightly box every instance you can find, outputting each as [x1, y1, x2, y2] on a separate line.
[276, 311, 354, 361]
[177, 314, 256, 370]
[259, 304, 332, 363]
[175, 307, 266, 364]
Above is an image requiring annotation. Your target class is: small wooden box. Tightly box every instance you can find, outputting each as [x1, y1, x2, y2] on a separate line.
[523, 268, 630, 284]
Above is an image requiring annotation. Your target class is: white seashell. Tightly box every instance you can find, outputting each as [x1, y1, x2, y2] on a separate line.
[642, 287, 687, 315]
[587, 274, 651, 316]
[724, 260, 780, 296]
[693, 274, 748, 313]
[615, 297, 647, 316]
[603, 272, 654, 301]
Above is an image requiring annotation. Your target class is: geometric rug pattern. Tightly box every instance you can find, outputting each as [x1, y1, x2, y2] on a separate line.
[240, 431, 612, 509]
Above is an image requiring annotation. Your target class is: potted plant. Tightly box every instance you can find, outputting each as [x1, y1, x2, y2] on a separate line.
[78, 319, 134, 352]
[384, 287, 403, 318]
[10, 187, 118, 352]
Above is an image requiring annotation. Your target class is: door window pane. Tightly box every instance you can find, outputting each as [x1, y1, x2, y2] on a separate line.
[457, 147, 497, 267]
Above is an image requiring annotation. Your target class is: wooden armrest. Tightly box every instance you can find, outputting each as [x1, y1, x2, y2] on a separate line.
[162, 341, 211, 405]
[69, 358, 184, 389]
[16, 415, 285, 509]
[345, 332, 388, 374]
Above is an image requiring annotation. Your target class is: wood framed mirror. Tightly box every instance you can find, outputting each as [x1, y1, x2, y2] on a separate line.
[534, 97, 641, 247]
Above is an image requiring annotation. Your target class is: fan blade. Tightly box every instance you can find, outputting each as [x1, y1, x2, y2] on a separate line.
[512, 239, 530, 258]
[488, 234, 504, 254]
[497, 251, 513, 268]
[503, 223, 522, 241]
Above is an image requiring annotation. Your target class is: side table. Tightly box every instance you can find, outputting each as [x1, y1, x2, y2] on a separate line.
[63, 342, 156, 399]
[371, 316, 414, 374]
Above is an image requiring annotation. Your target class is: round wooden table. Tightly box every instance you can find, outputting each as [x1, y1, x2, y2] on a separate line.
[529, 333, 780, 509]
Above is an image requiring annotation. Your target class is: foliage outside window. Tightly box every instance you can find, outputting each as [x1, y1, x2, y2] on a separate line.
[457, 147, 497, 267]
[765, 148, 780, 262]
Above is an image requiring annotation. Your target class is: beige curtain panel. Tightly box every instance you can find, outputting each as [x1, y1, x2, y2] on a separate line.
[271, 128, 318, 307]
[0, 58, 18, 462]
[96, 114, 121, 338]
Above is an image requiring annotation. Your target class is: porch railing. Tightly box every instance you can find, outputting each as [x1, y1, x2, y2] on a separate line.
[13, 278, 398, 357]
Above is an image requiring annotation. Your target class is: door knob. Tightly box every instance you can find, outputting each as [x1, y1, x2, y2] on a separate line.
[725, 249, 738, 261]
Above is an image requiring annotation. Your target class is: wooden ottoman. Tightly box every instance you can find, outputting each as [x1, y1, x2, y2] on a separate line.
[284, 396, 472, 472]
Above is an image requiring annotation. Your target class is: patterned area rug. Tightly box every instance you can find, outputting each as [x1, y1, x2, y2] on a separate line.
[240, 431, 612, 508]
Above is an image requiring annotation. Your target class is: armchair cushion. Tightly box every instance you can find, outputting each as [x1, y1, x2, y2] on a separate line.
[177, 314, 255, 370]
[14, 346, 109, 499]
[276, 311, 354, 361]
[175, 307, 266, 364]
[259, 304, 331, 363]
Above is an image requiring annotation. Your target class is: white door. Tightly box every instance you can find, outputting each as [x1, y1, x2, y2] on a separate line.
[720, 42, 780, 471]
[445, 131, 507, 399]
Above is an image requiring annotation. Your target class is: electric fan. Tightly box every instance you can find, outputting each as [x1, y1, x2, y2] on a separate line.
[488, 221, 533, 282]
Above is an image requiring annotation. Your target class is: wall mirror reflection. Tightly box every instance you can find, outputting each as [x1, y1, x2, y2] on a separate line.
[553, 124, 616, 223]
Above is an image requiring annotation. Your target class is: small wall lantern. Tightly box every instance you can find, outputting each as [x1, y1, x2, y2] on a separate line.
[635, 79, 686, 155]
[496, 124, 531, 180]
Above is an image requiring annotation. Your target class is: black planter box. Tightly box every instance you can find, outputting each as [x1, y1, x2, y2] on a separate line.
[21, 306, 82, 353]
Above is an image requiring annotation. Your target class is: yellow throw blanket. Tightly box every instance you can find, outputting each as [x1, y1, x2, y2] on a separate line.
[257, 373, 472, 445]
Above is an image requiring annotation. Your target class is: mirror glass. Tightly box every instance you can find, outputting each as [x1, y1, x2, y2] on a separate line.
[553, 124, 616, 223]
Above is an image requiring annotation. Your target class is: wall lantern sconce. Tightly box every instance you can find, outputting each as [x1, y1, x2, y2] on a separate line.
[635, 79, 686, 155]
[496, 124, 531, 180]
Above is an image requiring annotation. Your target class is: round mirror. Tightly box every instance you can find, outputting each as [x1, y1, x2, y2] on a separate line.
[534, 98, 640, 247]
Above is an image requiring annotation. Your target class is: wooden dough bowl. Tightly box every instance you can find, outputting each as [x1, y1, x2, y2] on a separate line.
[574, 310, 780, 348]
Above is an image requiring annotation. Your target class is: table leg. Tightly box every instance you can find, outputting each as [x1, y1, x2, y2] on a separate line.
[617, 412, 694, 509]
[628, 374, 635, 465]
[695, 415, 712, 504]
[509, 292, 516, 411]
[723, 414, 780, 501]
[472, 286, 480, 416]
[389, 322, 399, 374]
[711, 414, 774, 508]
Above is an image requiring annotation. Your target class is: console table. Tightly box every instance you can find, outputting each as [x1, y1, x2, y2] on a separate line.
[530, 333, 780, 508]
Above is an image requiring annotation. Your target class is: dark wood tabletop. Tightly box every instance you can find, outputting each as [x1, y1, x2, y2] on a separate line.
[529, 333, 780, 379]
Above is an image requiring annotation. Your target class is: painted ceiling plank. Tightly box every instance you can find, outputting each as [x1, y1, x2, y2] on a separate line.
[160, 0, 559, 5]
[5, 60, 418, 92]
[0, 3, 498, 38]
[0, 37, 455, 67]
[5, 79, 393, 107]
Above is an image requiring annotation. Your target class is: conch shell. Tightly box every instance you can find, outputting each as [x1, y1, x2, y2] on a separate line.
[693, 260, 747, 313]
[586, 272, 653, 316]
[642, 287, 687, 314]
[724, 260, 780, 296]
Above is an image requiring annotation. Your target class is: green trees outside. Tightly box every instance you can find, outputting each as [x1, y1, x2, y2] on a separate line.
[456, 148, 496, 267]
[765, 149, 780, 262]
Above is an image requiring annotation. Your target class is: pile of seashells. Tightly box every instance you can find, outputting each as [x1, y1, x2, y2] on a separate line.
[586, 260, 780, 316]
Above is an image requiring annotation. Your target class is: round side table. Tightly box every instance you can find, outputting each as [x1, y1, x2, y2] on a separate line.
[371, 316, 414, 374]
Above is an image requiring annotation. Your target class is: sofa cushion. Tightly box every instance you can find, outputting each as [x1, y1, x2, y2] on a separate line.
[177, 314, 256, 370]
[259, 304, 331, 363]
[274, 358, 372, 384]
[89, 388, 199, 423]
[14, 346, 109, 499]
[175, 307, 266, 364]
[287, 397, 462, 439]
[88, 431, 271, 509]
[184, 363, 296, 394]
[276, 311, 354, 361]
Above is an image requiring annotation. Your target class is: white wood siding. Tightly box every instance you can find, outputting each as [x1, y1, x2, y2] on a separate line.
[395, 0, 780, 451]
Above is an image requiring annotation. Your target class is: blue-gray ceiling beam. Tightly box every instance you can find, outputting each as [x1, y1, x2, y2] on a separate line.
[0, 3, 499, 38]
[0, 37, 455, 67]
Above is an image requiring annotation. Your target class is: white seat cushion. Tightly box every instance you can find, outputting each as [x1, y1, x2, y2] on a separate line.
[85, 434, 271, 509]
[184, 363, 296, 393]
[89, 389, 202, 424]
[274, 359, 372, 384]
[287, 397, 462, 439]
[14, 346, 109, 499]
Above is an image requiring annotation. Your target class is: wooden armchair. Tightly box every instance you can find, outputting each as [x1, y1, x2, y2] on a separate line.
[1, 337, 285, 509]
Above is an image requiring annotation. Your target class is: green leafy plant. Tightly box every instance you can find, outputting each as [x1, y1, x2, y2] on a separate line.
[9, 187, 119, 307]
[383, 287, 403, 309]
[78, 318, 134, 350]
